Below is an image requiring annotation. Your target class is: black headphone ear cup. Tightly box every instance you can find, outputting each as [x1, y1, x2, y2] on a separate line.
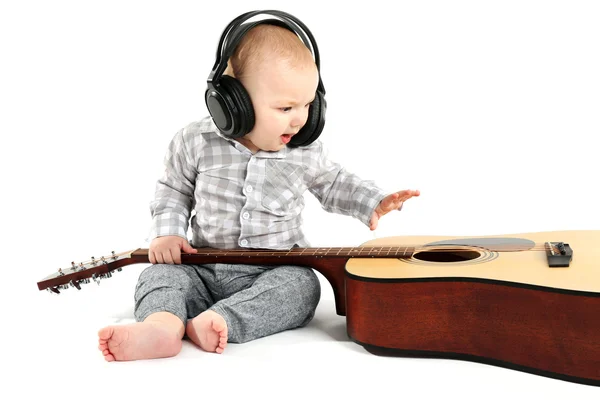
[289, 90, 326, 147]
[221, 76, 255, 138]
[208, 75, 255, 139]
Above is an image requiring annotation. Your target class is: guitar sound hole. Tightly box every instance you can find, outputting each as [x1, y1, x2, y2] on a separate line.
[413, 249, 481, 263]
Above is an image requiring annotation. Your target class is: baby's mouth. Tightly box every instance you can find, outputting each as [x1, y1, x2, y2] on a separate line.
[281, 134, 293, 144]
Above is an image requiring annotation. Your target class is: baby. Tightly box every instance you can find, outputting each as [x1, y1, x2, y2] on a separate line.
[98, 11, 419, 361]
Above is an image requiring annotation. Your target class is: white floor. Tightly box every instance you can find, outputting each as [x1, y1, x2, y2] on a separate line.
[14, 263, 599, 400]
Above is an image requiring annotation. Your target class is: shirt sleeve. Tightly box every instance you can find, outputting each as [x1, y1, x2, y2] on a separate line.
[307, 141, 388, 227]
[147, 128, 197, 242]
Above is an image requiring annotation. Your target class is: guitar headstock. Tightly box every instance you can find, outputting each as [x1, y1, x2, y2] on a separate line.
[37, 249, 144, 294]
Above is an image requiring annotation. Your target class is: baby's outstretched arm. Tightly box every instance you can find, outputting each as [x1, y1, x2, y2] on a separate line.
[369, 189, 420, 230]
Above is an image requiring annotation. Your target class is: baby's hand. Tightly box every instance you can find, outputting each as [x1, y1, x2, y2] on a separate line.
[149, 235, 198, 264]
[370, 189, 420, 231]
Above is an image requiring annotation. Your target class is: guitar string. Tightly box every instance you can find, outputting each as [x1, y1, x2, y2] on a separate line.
[181, 245, 553, 253]
[49, 245, 561, 283]
[68, 245, 560, 268]
[123, 245, 553, 257]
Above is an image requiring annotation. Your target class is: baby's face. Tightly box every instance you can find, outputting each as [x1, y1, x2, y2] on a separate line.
[237, 59, 319, 153]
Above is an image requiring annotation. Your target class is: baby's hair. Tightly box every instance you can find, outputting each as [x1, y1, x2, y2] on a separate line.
[224, 24, 314, 80]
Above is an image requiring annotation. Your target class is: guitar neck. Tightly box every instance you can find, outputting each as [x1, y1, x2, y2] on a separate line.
[37, 246, 415, 317]
[133, 246, 416, 267]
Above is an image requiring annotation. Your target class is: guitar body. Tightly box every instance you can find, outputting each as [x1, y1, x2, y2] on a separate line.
[345, 230, 600, 386]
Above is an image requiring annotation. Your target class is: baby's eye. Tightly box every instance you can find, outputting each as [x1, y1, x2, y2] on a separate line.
[280, 107, 292, 112]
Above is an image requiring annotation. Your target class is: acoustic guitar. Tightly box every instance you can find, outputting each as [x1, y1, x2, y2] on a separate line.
[37, 230, 600, 387]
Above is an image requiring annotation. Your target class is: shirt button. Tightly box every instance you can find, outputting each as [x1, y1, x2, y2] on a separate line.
[242, 212, 250, 220]
[241, 239, 248, 246]
[246, 185, 253, 193]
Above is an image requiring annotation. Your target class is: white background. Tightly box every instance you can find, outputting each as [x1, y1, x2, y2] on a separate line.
[2, 0, 599, 398]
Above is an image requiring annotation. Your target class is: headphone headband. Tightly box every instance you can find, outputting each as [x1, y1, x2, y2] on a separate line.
[207, 9, 325, 95]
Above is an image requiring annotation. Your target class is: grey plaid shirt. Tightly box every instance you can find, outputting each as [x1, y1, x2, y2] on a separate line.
[148, 116, 387, 250]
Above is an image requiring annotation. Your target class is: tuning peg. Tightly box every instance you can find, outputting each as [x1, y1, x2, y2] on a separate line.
[47, 287, 60, 294]
[71, 261, 77, 271]
[92, 273, 101, 285]
[91, 256, 97, 266]
[58, 268, 65, 276]
[69, 280, 82, 290]
[111, 251, 117, 260]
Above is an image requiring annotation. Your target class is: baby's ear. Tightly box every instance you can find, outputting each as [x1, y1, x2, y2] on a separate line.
[224, 59, 235, 78]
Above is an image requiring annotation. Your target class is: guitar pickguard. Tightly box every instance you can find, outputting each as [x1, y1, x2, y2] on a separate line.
[425, 237, 535, 252]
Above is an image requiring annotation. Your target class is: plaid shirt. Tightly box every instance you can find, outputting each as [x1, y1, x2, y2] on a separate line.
[148, 116, 387, 250]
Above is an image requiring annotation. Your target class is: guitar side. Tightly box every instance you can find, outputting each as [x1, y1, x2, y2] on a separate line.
[344, 230, 600, 386]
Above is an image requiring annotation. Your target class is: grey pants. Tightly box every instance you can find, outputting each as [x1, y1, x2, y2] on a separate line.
[133, 263, 321, 343]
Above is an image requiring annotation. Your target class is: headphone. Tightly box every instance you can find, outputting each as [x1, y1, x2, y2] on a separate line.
[205, 10, 327, 148]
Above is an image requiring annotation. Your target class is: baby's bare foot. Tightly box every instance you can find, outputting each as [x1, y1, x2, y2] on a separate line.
[186, 310, 228, 354]
[97, 322, 182, 361]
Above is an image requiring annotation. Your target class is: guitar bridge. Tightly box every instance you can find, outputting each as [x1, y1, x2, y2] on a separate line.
[545, 242, 572, 268]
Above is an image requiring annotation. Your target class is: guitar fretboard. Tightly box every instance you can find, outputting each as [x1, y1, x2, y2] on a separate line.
[184, 246, 416, 258]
